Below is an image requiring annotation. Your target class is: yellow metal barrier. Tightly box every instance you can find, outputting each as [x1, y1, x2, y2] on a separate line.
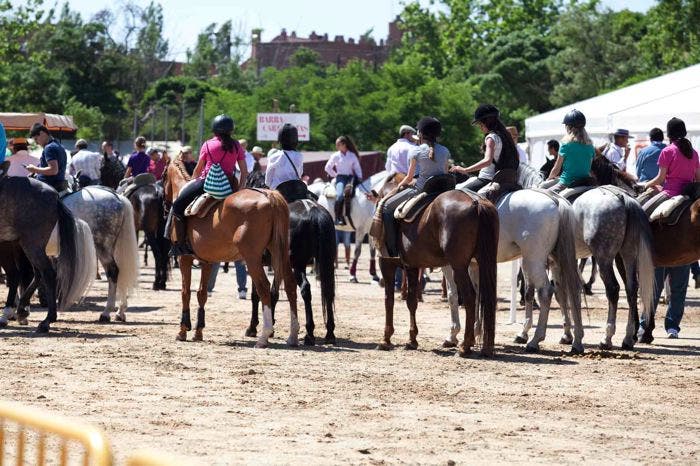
[0, 401, 113, 465]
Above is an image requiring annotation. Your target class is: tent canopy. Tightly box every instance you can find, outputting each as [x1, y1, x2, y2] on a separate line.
[525, 64, 700, 168]
[0, 112, 78, 132]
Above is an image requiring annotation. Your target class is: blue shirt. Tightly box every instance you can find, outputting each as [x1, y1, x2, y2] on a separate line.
[0, 122, 6, 163]
[635, 141, 666, 182]
[37, 139, 67, 184]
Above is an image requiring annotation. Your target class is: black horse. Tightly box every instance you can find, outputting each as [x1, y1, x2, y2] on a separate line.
[0, 242, 34, 325]
[245, 177, 337, 345]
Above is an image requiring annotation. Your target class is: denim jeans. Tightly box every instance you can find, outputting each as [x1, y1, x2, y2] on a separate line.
[641, 265, 691, 333]
[207, 261, 247, 293]
[335, 174, 352, 202]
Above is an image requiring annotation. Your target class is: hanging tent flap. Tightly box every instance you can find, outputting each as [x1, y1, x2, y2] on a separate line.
[0, 112, 78, 132]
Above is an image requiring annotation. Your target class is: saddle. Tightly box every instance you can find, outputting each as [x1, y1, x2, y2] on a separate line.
[476, 168, 521, 204]
[276, 179, 317, 203]
[394, 174, 456, 223]
[648, 183, 700, 225]
[558, 177, 597, 202]
[185, 193, 222, 218]
[118, 172, 157, 198]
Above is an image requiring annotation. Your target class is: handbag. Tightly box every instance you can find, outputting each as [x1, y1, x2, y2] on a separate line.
[203, 142, 234, 199]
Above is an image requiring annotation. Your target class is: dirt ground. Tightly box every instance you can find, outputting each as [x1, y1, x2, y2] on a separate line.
[2, 251, 699, 465]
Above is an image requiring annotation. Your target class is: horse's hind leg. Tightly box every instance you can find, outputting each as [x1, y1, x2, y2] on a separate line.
[597, 258, 620, 350]
[404, 267, 420, 350]
[193, 262, 212, 342]
[369, 242, 379, 283]
[620, 253, 639, 350]
[245, 257, 274, 348]
[453, 266, 476, 357]
[296, 268, 315, 346]
[441, 266, 461, 347]
[377, 258, 398, 350]
[523, 259, 554, 353]
[246, 284, 260, 337]
[176, 255, 193, 341]
[99, 260, 119, 323]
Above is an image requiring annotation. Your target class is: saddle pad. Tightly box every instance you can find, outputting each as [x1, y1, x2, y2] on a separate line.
[394, 192, 434, 223]
[650, 195, 690, 225]
[559, 185, 595, 202]
[323, 183, 336, 199]
[185, 193, 222, 218]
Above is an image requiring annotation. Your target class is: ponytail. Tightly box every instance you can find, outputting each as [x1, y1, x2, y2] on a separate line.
[216, 132, 237, 153]
[426, 140, 435, 160]
[674, 137, 693, 159]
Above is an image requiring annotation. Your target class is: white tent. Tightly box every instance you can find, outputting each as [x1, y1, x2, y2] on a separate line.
[525, 63, 700, 171]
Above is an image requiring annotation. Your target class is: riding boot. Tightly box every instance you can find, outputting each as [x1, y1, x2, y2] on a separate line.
[334, 200, 346, 226]
[168, 215, 193, 257]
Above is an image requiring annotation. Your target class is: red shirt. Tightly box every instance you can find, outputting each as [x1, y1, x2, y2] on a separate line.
[198, 137, 245, 180]
[148, 157, 168, 180]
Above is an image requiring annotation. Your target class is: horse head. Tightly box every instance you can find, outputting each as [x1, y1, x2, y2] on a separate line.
[591, 154, 638, 195]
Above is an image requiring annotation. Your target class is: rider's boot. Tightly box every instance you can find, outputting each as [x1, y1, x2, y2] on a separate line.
[169, 215, 193, 256]
[334, 200, 346, 226]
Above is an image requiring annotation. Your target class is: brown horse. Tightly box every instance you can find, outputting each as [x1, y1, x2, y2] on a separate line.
[162, 163, 298, 347]
[374, 189, 499, 357]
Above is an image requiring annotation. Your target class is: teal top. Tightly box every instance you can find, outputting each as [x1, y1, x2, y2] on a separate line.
[558, 141, 594, 186]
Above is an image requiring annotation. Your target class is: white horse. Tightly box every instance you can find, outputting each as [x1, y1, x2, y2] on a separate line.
[309, 170, 389, 283]
[444, 164, 584, 353]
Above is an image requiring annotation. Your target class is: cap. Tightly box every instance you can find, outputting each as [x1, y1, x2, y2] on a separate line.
[251, 146, 264, 155]
[399, 125, 416, 137]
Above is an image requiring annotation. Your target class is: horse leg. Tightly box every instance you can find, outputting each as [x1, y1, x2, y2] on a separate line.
[246, 284, 260, 337]
[620, 253, 639, 350]
[441, 266, 461, 347]
[400, 270, 408, 300]
[99, 260, 119, 323]
[377, 258, 397, 350]
[297, 268, 315, 346]
[524, 260, 554, 353]
[369, 243, 379, 283]
[403, 267, 420, 349]
[193, 262, 212, 342]
[349, 238, 360, 283]
[0, 265, 19, 326]
[176, 255, 193, 341]
[552, 261, 584, 354]
[453, 266, 476, 357]
[143, 241, 148, 267]
[245, 257, 274, 348]
[553, 282, 573, 345]
[597, 258, 620, 350]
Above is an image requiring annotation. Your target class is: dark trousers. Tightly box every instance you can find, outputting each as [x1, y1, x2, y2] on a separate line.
[173, 178, 205, 218]
[462, 176, 489, 192]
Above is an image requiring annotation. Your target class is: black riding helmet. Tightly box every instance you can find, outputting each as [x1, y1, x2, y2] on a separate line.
[212, 114, 234, 134]
[416, 116, 442, 140]
[562, 109, 586, 128]
[278, 123, 299, 150]
[472, 104, 500, 124]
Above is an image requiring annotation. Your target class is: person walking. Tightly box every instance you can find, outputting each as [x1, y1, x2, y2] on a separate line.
[6, 138, 40, 177]
[26, 123, 68, 192]
[69, 139, 102, 187]
[385, 125, 416, 176]
[325, 135, 362, 225]
[545, 109, 595, 193]
[635, 128, 666, 182]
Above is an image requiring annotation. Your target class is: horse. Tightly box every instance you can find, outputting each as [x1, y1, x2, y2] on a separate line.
[445, 164, 584, 354]
[245, 177, 337, 345]
[0, 242, 33, 325]
[373, 185, 499, 357]
[0, 174, 96, 332]
[60, 186, 139, 322]
[309, 171, 389, 284]
[124, 182, 170, 290]
[162, 163, 299, 347]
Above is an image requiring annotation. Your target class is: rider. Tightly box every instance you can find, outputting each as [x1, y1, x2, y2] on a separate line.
[545, 109, 595, 193]
[169, 114, 248, 256]
[450, 104, 519, 202]
[265, 124, 303, 190]
[123, 136, 150, 179]
[385, 124, 416, 177]
[69, 139, 102, 187]
[379, 116, 450, 257]
[26, 123, 68, 192]
[324, 135, 362, 225]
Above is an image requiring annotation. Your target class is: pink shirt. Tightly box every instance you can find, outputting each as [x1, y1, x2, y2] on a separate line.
[658, 143, 699, 197]
[148, 157, 168, 180]
[198, 137, 245, 180]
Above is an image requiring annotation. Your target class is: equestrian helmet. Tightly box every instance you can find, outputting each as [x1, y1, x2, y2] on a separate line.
[212, 114, 235, 134]
[278, 123, 299, 150]
[562, 109, 586, 128]
[416, 116, 442, 139]
[472, 104, 500, 124]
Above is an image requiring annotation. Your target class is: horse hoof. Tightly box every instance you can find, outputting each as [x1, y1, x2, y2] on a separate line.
[98, 314, 111, 323]
[458, 347, 471, 358]
[378, 278, 385, 288]
[192, 331, 203, 342]
[372, 275, 380, 283]
[115, 313, 126, 323]
[349, 276, 358, 284]
[376, 342, 393, 351]
[304, 335, 316, 346]
[0, 320, 7, 329]
[525, 344, 539, 353]
[244, 327, 257, 338]
[442, 340, 457, 348]
[514, 335, 528, 344]
[404, 341, 418, 350]
[639, 332, 654, 344]
[36, 321, 50, 333]
[570, 345, 585, 355]
[19, 318, 28, 326]
[286, 337, 299, 347]
[621, 341, 635, 351]
[324, 335, 337, 346]
[599, 342, 612, 351]
[584, 285, 593, 296]
[176, 331, 187, 341]
[559, 335, 573, 345]
[480, 347, 494, 357]
[255, 341, 269, 349]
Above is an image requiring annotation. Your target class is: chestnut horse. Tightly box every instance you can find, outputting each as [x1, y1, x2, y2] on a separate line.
[374, 189, 499, 357]
[163, 163, 298, 348]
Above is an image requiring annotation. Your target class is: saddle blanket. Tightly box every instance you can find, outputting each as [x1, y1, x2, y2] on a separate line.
[185, 193, 222, 218]
[394, 192, 432, 223]
[650, 195, 691, 225]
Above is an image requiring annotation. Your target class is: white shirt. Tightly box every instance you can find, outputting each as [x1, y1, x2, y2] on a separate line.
[7, 150, 40, 177]
[244, 151, 255, 173]
[516, 145, 528, 164]
[478, 133, 503, 181]
[385, 138, 415, 174]
[265, 149, 303, 189]
[603, 144, 626, 171]
[324, 151, 362, 178]
[70, 149, 102, 180]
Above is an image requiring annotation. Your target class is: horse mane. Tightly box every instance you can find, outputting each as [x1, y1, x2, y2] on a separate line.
[517, 162, 545, 188]
[590, 154, 636, 189]
[246, 169, 267, 189]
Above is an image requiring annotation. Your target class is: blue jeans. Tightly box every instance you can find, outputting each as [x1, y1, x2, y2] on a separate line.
[335, 175, 353, 202]
[642, 265, 691, 333]
[207, 261, 248, 293]
[336, 230, 352, 248]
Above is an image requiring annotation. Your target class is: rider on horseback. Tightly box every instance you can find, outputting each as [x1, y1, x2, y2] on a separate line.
[169, 114, 248, 256]
[545, 109, 595, 193]
[265, 124, 304, 191]
[385, 125, 416, 178]
[325, 135, 362, 225]
[449, 104, 519, 202]
[26, 123, 68, 193]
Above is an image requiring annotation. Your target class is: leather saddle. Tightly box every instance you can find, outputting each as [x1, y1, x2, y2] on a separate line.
[558, 177, 596, 202]
[185, 193, 221, 218]
[118, 172, 157, 198]
[277, 179, 317, 203]
[394, 174, 456, 223]
[648, 183, 700, 225]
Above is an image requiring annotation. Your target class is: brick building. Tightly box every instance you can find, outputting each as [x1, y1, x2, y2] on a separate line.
[242, 20, 402, 72]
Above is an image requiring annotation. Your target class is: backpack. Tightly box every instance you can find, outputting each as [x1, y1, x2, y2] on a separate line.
[203, 142, 234, 199]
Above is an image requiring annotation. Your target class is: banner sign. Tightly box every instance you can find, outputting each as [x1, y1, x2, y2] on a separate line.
[256, 113, 310, 141]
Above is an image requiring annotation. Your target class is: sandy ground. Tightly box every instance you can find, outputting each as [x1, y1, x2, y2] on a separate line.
[1, 251, 699, 465]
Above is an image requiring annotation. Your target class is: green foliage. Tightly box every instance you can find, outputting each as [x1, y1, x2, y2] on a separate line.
[64, 97, 105, 140]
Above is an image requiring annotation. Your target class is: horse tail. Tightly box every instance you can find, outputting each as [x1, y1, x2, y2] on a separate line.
[553, 199, 583, 322]
[56, 202, 97, 311]
[310, 205, 336, 324]
[266, 191, 292, 289]
[114, 195, 140, 302]
[623, 195, 655, 324]
[474, 199, 499, 354]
